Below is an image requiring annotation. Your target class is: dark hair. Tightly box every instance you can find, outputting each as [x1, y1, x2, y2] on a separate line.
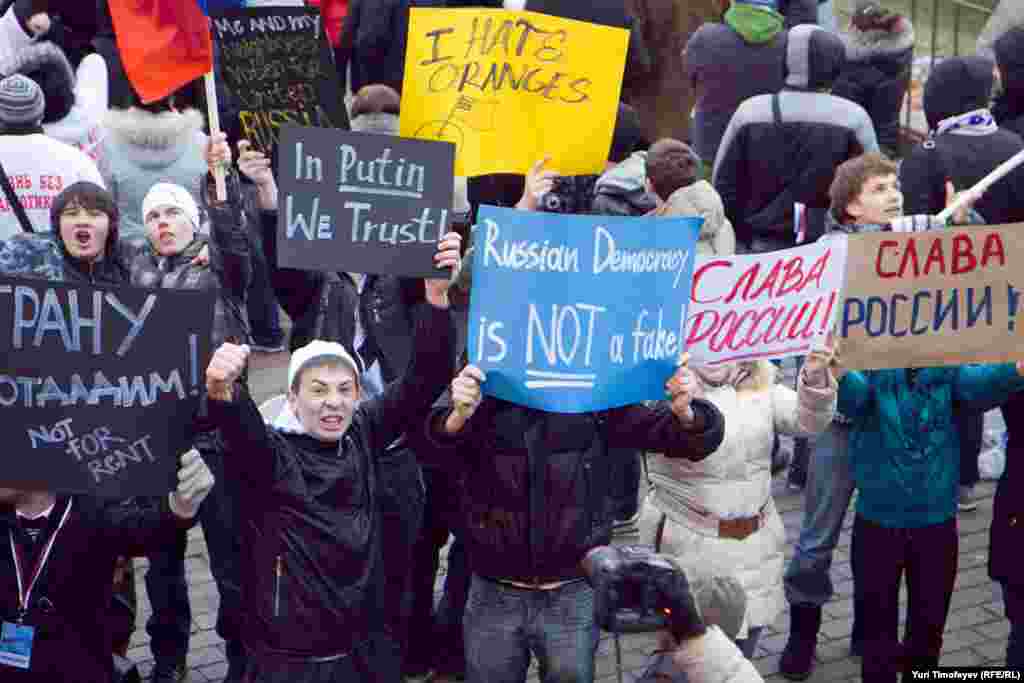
[350, 84, 401, 118]
[608, 103, 644, 163]
[828, 152, 899, 222]
[51, 182, 120, 235]
[645, 138, 701, 200]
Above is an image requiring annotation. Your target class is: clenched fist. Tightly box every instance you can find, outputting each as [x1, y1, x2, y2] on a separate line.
[205, 343, 250, 402]
[444, 365, 486, 434]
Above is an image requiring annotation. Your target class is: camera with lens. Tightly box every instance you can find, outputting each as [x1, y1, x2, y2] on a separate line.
[582, 545, 709, 644]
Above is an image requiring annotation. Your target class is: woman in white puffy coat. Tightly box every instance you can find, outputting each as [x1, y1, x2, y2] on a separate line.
[639, 349, 838, 659]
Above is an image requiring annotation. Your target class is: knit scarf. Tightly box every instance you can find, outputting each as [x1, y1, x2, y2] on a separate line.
[934, 108, 998, 137]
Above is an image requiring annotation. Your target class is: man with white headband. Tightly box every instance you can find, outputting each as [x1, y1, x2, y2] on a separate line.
[203, 231, 461, 682]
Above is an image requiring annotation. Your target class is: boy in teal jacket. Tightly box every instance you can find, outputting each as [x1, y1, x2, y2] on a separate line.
[827, 154, 1024, 682]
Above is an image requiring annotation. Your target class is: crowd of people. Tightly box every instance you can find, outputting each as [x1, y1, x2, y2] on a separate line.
[0, 0, 1023, 682]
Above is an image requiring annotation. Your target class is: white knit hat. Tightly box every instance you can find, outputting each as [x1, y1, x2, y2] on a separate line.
[288, 340, 362, 392]
[142, 183, 201, 229]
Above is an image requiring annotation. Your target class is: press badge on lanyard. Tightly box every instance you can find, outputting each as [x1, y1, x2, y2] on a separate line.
[0, 500, 73, 670]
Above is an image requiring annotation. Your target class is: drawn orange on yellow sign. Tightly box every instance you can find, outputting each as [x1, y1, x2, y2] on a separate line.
[400, 8, 629, 177]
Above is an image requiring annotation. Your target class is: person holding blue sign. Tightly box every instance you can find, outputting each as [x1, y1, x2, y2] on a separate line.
[412, 352, 725, 683]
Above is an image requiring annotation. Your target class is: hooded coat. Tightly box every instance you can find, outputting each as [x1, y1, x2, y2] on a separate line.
[712, 25, 877, 250]
[98, 108, 209, 240]
[592, 151, 657, 217]
[684, 1, 789, 164]
[832, 11, 914, 157]
[640, 361, 836, 634]
[993, 27, 1024, 138]
[900, 56, 1024, 226]
[652, 180, 736, 256]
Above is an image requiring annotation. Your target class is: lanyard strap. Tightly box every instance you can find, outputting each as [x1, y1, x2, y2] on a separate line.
[9, 498, 73, 615]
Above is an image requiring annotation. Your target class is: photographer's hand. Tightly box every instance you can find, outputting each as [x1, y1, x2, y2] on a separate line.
[516, 156, 558, 212]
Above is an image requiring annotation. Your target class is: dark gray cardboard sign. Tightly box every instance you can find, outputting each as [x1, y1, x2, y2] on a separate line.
[0, 276, 215, 497]
[277, 125, 456, 277]
[210, 7, 349, 163]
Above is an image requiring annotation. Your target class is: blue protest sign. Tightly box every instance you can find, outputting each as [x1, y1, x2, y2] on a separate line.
[467, 206, 702, 413]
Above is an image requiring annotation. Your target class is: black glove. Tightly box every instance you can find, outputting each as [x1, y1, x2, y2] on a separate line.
[582, 545, 706, 643]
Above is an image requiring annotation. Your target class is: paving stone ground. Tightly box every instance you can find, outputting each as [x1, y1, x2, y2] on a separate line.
[127, 348, 1013, 681]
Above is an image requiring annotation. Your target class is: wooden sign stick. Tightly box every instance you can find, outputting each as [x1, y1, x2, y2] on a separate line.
[204, 70, 228, 202]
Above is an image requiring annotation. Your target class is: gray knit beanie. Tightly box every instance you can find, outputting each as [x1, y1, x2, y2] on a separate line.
[0, 42, 76, 124]
[0, 75, 45, 127]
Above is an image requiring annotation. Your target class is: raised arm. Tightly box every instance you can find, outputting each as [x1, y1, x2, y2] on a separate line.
[204, 343, 279, 490]
[237, 139, 325, 324]
[605, 353, 725, 459]
[361, 234, 461, 452]
[203, 134, 251, 305]
[102, 450, 215, 556]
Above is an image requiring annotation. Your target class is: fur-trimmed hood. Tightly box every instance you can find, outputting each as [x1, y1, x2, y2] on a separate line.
[843, 15, 914, 62]
[694, 359, 777, 394]
[102, 107, 206, 168]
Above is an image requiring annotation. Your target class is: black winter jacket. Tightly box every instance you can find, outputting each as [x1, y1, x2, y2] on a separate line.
[832, 16, 914, 157]
[260, 209, 423, 376]
[0, 495, 191, 682]
[129, 173, 252, 350]
[210, 303, 454, 661]
[417, 398, 724, 583]
[711, 24, 878, 248]
[900, 130, 1024, 225]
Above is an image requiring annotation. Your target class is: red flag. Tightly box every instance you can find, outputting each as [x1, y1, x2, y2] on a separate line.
[108, 0, 213, 104]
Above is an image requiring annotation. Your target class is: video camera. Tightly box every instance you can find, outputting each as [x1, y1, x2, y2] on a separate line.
[581, 545, 708, 644]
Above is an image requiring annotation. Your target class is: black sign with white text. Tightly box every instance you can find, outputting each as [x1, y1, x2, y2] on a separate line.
[277, 125, 456, 277]
[0, 276, 215, 497]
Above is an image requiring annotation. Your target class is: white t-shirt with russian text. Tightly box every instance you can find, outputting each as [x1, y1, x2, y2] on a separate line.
[0, 134, 106, 239]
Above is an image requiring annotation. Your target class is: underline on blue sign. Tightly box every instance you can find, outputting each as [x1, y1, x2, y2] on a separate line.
[525, 381, 596, 389]
[337, 185, 424, 199]
[526, 370, 598, 380]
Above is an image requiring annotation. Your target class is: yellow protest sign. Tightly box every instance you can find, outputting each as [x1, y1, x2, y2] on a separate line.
[399, 8, 629, 177]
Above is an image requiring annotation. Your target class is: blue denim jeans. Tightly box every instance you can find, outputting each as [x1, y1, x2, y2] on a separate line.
[783, 422, 856, 607]
[464, 576, 600, 683]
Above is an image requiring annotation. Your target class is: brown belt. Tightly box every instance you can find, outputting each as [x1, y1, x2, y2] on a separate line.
[718, 515, 762, 541]
[665, 496, 772, 542]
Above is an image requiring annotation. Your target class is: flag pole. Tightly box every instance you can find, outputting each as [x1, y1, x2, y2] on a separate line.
[204, 69, 227, 202]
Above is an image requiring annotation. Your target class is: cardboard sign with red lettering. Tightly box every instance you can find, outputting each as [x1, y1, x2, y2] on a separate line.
[839, 225, 1020, 370]
[685, 240, 848, 366]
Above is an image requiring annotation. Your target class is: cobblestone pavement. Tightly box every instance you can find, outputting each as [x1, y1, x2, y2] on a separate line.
[128, 349, 1011, 681]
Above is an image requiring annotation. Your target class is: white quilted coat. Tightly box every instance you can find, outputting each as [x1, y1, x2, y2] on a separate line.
[640, 363, 836, 633]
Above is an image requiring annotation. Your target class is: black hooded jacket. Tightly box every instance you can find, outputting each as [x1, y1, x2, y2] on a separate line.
[900, 56, 1024, 225]
[712, 25, 877, 249]
[994, 27, 1024, 139]
[209, 302, 454, 661]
